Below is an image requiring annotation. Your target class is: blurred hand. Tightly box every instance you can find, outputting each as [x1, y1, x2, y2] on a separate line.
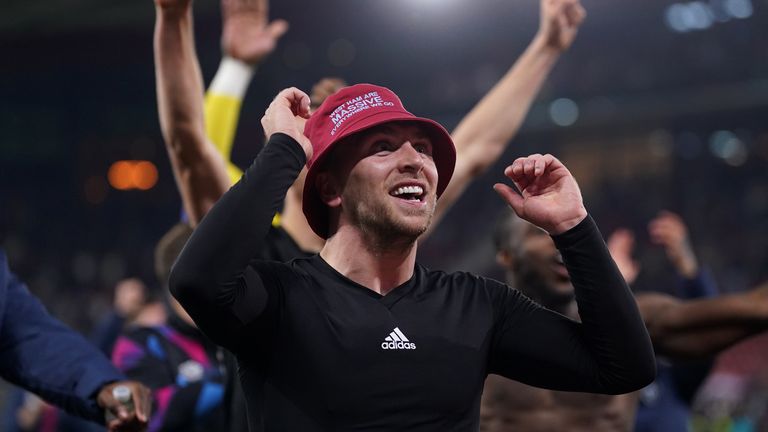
[537, 0, 586, 52]
[493, 153, 587, 235]
[16, 393, 45, 430]
[114, 279, 146, 320]
[98, 381, 151, 432]
[607, 228, 641, 285]
[261, 87, 313, 159]
[649, 211, 698, 279]
[310, 78, 347, 111]
[221, 0, 288, 65]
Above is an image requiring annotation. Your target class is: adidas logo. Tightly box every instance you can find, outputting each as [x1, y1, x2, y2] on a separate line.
[381, 327, 416, 350]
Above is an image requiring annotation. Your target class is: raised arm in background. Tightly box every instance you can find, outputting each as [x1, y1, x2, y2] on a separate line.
[155, 0, 286, 226]
[432, 0, 586, 228]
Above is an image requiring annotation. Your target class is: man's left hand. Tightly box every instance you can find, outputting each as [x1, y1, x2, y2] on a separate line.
[494, 153, 587, 235]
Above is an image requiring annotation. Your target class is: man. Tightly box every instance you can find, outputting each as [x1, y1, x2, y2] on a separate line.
[482, 210, 768, 431]
[0, 249, 151, 431]
[169, 84, 655, 430]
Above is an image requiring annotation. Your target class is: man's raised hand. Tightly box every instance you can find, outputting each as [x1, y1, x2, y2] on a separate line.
[538, 0, 586, 52]
[493, 153, 587, 235]
[261, 88, 313, 160]
[221, 0, 288, 65]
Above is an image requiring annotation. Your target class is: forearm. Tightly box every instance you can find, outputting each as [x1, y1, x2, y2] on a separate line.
[0, 277, 124, 423]
[647, 290, 768, 338]
[154, 6, 230, 225]
[450, 36, 558, 173]
[169, 134, 305, 345]
[432, 36, 560, 229]
[654, 325, 763, 360]
[554, 216, 656, 392]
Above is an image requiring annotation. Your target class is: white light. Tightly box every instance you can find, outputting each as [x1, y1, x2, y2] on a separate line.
[684, 2, 714, 30]
[723, 0, 753, 19]
[666, 4, 690, 32]
[709, 130, 748, 166]
[549, 98, 579, 127]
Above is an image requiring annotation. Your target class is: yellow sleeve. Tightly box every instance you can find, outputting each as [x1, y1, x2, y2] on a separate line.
[204, 92, 245, 185]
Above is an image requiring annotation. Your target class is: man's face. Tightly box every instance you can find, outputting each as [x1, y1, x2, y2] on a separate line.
[330, 122, 439, 240]
[511, 224, 574, 304]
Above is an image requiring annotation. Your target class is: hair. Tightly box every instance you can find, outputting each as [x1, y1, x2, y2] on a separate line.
[154, 222, 194, 288]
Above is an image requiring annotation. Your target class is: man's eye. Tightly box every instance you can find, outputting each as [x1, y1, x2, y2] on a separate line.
[414, 143, 433, 156]
[375, 141, 394, 152]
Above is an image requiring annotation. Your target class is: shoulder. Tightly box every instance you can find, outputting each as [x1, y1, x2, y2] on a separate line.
[418, 265, 514, 298]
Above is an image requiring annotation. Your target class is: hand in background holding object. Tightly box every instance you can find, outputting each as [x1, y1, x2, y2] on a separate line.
[98, 381, 151, 432]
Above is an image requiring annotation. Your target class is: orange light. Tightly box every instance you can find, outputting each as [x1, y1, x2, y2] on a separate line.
[107, 160, 159, 191]
[133, 161, 159, 190]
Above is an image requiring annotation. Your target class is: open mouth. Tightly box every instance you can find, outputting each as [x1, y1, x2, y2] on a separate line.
[390, 185, 426, 202]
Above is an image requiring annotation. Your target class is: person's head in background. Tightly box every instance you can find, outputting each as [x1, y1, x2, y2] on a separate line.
[155, 222, 195, 326]
[493, 209, 574, 312]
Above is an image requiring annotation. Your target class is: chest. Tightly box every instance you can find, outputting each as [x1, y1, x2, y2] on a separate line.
[265, 284, 494, 417]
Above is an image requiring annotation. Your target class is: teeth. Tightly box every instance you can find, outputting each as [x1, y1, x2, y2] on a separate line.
[392, 186, 424, 197]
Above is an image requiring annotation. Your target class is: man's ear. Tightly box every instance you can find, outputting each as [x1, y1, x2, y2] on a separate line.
[316, 172, 342, 208]
[496, 249, 514, 270]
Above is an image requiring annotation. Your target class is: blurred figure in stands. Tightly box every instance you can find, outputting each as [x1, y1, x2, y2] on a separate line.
[608, 211, 719, 431]
[481, 209, 768, 431]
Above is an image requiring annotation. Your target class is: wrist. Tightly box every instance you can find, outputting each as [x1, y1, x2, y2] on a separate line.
[531, 32, 566, 57]
[208, 56, 256, 98]
[548, 207, 588, 235]
[156, 3, 191, 21]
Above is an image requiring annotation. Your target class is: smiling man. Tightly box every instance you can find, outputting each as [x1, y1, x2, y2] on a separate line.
[169, 84, 655, 431]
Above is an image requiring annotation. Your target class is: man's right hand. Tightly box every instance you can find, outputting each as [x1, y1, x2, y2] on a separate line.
[261, 88, 313, 160]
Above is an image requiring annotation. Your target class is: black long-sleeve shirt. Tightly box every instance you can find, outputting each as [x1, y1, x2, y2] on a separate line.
[170, 133, 655, 431]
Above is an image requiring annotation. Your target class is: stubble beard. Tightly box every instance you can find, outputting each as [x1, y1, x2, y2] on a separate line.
[350, 192, 436, 253]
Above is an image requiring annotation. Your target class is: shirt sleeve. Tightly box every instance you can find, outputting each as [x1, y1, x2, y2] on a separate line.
[0, 267, 125, 423]
[488, 216, 656, 395]
[677, 268, 719, 299]
[169, 133, 306, 353]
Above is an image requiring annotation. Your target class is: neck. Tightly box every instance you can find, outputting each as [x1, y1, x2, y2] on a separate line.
[281, 191, 324, 253]
[321, 226, 418, 296]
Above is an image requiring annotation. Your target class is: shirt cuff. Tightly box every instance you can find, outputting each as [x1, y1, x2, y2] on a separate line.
[551, 214, 599, 250]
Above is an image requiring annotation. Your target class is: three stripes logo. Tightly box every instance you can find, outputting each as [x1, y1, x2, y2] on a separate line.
[381, 327, 416, 350]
